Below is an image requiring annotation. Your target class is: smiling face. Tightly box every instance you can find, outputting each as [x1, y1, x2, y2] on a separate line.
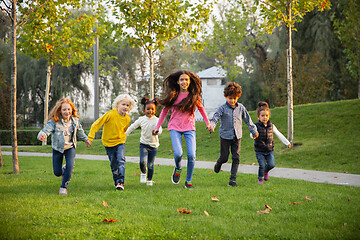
[258, 109, 270, 125]
[144, 103, 156, 118]
[177, 74, 191, 93]
[225, 96, 239, 108]
[61, 103, 72, 121]
[117, 100, 131, 116]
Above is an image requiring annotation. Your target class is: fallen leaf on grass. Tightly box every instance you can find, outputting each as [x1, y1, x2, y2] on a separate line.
[169, 149, 173, 153]
[293, 165, 297, 168]
[347, 198, 351, 202]
[134, 173, 140, 176]
[211, 196, 219, 201]
[257, 205, 272, 214]
[103, 200, 109, 207]
[204, 210, 209, 216]
[304, 196, 312, 201]
[290, 202, 301, 205]
[208, 171, 213, 175]
[103, 218, 117, 222]
[75, 200, 78, 203]
[177, 208, 192, 214]
[334, 176, 338, 178]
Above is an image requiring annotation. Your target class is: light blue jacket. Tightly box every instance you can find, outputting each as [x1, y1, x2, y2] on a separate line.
[210, 102, 258, 140]
[37, 117, 88, 153]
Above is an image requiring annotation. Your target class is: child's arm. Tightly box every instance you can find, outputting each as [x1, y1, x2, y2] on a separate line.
[273, 124, 291, 148]
[125, 117, 142, 136]
[250, 125, 259, 139]
[37, 120, 55, 141]
[87, 113, 108, 142]
[75, 119, 91, 147]
[196, 99, 214, 132]
[241, 107, 258, 137]
[153, 106, 169, 135]
[209, 105, 223, 130]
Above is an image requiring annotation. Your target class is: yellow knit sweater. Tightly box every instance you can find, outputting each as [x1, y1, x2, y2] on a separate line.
[88, 109, 130, 147]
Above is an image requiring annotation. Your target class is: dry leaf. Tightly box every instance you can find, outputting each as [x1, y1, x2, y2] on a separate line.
[204, 210, 209, 216]
[347, 198, 351, 202]
[264, 205, 272, 210]
[169, 149, 173, 152]
[211, 196, 219, 201]
[293, 165, 297, 168]
[134, 173, 140, 176]
[208, 171, 213, 175]
[75, 200, 78, 203]
[103, 201, 109, 207]
[177, 208, 192, 214]
[257, 208, 271, 214]
[304, 196, 312, 201]
[103, 218, 117, 222]
[290, 202, 301, 205]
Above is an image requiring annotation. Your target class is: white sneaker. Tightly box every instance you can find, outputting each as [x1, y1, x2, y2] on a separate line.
[140, 173, 146, 183]
[146, 180, 153, 186]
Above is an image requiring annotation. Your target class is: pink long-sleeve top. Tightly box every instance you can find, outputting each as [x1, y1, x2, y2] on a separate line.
[155, 92, 210, 132]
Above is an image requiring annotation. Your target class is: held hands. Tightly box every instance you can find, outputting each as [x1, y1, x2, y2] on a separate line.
[152, 129, 159, 135]
[207, 125, 214, 133]
[252, 132, 259, 139]
[85, 140, 92, 147]
[287, 144, 292, 148]
[38, 134, 46, 141]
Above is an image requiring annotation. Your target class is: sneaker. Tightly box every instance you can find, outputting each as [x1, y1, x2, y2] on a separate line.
[172, 168, 181, 184]
[59, 188, 67, 195]
[227, 181, 238, 187]
[257, 179, 264, 184]
[115, 182, 124, 190]
[140, 173, 146, 183]
[264, 172, 269, 181]
[185, 181, 194, 189]
[214, 162, 222, 173]
[146, 180, 154, 186]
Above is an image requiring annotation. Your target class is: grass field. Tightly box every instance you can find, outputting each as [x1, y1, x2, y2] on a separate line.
[17, 99, 360, 174]
[1, 156, 359, 239]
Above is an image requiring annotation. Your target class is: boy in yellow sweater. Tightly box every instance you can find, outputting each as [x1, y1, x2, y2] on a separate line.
[88, 94, 136, 190]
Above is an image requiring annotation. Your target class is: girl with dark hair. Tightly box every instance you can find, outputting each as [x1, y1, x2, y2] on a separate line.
[153, 70, 213, 189]
[126, 97, 162, 186]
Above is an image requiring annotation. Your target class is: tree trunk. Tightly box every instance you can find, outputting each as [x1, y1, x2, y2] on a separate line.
[42, 64, 51, 146]
[11, 0, 20, 174]
[287, 1, 294, 146]
[0, 144, 3, 167]
[149, 49, 155, 99]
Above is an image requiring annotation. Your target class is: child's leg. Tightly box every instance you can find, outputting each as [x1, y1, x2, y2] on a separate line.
[229, 138, 241, 182]
[184, 130, 196, 182]
[146, 146, 158, 180]
[139, 143, 148, 174]
[265, 151, 275, 173]
[61, 147, 76, 188]
[218, 138, 231, 164]
[256, 152, 266, 179]
[52, 149, 64, 177]
[105, 144, 126, 184]
[170, 130, 183, 171]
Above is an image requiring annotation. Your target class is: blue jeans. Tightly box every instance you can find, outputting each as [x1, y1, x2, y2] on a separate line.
[52, 147, 76, 188]
[139, 143, 158, 180]
[105, 144, 126, 184]
[170, 130, 196, 182]
[256, 151, 275, 179]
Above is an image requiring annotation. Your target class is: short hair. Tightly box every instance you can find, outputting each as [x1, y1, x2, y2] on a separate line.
[224, 82, 242, 98]
[141, 97, 159, 110]
[256, 101, 270, 117]
[112, 93, 137, 113]
[49, 98, 79, 122]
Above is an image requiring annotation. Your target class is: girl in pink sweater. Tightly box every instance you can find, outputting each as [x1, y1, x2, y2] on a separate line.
[153, 70, 213, 189]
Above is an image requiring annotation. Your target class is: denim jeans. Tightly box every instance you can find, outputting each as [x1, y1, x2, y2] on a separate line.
[52, 147, 76, 188]
[105, 144, 126, 184]
[256, 151, 275, 179]
[218, 138, 241, 182]
[139, 143, 158, 180]
[170, 130, 196, 182]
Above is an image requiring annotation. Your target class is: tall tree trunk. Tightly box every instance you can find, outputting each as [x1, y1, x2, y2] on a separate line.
[42, 64, 51, 146]
[0, 144, 3, 167]
[287, 1, 294, 146]
[149, 49, 154, 99]
[11, 0, 20, 174]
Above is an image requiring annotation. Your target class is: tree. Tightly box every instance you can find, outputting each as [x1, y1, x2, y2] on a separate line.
[255, 0, 331, 145]
[1, 0, 50, 174]
[110, 0, 212, 99]
[19, 2, 101, 144]
[333, 0, 360, 98]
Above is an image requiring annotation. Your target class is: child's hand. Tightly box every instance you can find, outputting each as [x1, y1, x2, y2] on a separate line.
[38, 134, 46, 141]
[207, 125, 214, 133]
[287, 144, 291, 148]
[152, 129, 159, 135]
[252, 133, 259, 139]
[86, 140, 92, 147]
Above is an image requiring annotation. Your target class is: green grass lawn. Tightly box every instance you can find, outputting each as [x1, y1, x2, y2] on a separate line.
[1, 156, 359, 239]
[17, 99, 360, 174]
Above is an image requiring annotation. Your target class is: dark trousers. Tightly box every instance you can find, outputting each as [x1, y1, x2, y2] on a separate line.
[217, 138, 241, 182]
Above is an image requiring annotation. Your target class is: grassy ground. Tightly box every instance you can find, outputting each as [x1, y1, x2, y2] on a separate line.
[17, 99, 360, 174]
[1, 156, 359, 239]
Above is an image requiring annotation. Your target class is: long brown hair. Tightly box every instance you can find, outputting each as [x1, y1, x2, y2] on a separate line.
[159, 70, 202, 113]
[49, 98, 79, 122]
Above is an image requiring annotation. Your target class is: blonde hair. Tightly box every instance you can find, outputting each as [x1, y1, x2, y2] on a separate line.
[112, 93, 137, 113]
[49, 98, 79, 122]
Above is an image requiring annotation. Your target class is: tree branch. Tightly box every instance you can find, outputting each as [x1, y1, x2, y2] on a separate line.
[17, 0, 50, 27]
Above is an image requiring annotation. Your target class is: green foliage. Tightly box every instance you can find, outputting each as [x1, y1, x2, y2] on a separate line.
[0, 156, 359, 239]
[0, 130, 49, 145]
